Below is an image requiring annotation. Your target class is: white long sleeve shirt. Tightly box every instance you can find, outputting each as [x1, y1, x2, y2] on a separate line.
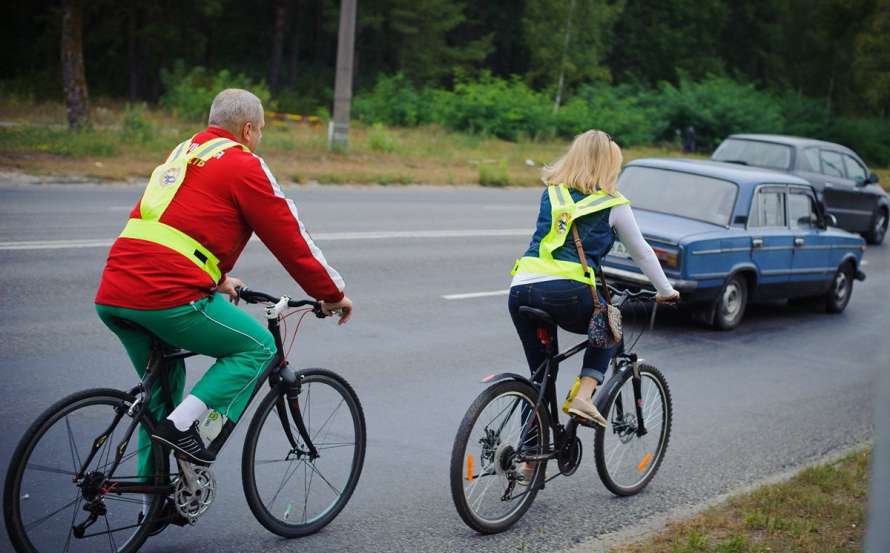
[511, 204, 676, 297]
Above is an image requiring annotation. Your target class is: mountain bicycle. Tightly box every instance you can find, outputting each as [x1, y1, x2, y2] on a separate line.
[4, 288, 366, 553]
[450, 286, 673, 534]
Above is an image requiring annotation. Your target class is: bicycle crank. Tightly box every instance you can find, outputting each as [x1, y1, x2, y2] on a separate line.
[174, 459, 216, 524]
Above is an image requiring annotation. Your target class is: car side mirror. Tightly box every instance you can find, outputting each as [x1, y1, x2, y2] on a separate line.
[866, 172, 880, 185]
[825, 213, 838, 227]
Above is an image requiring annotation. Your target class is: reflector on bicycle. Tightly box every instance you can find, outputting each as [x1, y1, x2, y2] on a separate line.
[638, 452, 653, 472]
[466, 454, 474, 481]
[480, 374, 497, 383]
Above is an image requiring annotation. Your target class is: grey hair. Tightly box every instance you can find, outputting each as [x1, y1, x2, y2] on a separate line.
[208, 89, 264, 133]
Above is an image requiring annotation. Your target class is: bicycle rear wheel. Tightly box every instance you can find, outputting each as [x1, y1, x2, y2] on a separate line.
[594, 363, 672, 496]
[242, 368, 366, 538]
[449, 380, 549, 534]
[4, 388, 168, 553]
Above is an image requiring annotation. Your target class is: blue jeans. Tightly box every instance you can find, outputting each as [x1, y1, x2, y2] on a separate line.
[508, 280, 617, 384]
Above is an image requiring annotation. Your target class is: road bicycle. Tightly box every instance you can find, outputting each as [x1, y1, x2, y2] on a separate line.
[450, 286, 673, 533]
[4, 288, 366, 553]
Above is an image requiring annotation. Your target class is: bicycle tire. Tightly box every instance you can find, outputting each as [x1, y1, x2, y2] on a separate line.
[242, 368, 366, 538]
[449, 379, 550, 534]
[4, 388, 168, 553]
[593, 363, 672, 496]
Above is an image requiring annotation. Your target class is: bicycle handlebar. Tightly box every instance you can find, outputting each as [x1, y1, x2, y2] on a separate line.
[236, 287, 327, 317]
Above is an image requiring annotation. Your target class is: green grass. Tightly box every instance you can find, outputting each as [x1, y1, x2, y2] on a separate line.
[0, 97, 797, 186]
[614, 449, 870, 553]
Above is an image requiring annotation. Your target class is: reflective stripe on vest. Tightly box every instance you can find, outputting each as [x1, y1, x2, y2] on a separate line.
[119, 136, 248, 284]
[512, 183, 629, 286]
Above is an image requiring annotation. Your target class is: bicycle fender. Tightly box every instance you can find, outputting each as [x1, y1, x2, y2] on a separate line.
[594, 363, 634, 413]
[480, 372, 533, 386]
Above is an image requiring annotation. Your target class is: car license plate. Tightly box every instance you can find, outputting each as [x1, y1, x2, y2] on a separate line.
[609, 241, 629, 258]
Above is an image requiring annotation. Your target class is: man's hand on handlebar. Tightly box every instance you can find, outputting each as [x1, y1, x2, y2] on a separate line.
[321, 296, 353, 326]
[656, 290, 680, 304]
[217, 276, 245, 304]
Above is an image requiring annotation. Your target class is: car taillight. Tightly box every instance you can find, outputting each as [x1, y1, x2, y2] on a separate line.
[653, 246, 679, 268]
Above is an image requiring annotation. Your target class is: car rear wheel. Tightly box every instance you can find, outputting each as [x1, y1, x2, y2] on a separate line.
[713, 274, 747, 330]
[864, 207, 887, 245]
[825, 264, 854, 314]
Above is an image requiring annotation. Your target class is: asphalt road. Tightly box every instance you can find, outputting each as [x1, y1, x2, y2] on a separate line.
[0, 183, 885, 553]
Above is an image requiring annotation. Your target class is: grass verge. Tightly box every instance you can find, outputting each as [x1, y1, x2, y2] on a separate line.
[611, 448, 870, 553]
[0, 99, 693, 185]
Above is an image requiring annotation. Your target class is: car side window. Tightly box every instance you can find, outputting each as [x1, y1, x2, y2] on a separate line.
[843, 155, 867, 184]
[787, 192, 815, 228]
[750, 190, 786, 228]
[803, 148, 820, 173]
[820, 150, 845, 178]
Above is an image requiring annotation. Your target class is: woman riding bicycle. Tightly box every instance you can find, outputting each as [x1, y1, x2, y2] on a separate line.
[509, 129, 679, 427]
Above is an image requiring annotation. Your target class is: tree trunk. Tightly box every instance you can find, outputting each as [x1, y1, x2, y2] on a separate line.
[286, 0, 301, 90]
[268, 0, 290, 92]
[126, 0, 145, 102]
[60, 0, 90, 130]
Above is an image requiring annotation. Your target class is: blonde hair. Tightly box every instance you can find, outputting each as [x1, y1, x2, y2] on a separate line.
[541, 129, 623, 195]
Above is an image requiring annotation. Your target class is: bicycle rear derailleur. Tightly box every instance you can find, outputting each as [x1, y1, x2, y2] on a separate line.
[173, 458, 216, 524]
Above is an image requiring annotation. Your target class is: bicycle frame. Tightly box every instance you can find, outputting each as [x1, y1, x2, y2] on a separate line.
[73, 298, 320, 499]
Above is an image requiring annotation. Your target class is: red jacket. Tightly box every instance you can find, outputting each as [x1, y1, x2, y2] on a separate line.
[95, 127, 345, 309]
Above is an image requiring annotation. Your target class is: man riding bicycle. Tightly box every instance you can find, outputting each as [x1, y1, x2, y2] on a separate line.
[95, 88, 352, 469]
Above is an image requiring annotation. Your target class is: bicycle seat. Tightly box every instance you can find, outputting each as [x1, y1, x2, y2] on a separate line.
[518, 306, 555, 326]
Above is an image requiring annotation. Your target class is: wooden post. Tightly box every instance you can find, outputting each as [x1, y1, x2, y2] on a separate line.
[329, 0, 357, 150]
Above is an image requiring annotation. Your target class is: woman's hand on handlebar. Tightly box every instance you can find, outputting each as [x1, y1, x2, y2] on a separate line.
[217, 276, 245, 304]
[321, 296, 353, 326]
[656, 290, 680, 304]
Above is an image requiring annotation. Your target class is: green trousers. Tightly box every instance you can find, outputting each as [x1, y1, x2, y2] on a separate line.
[96, 294, 276, 478]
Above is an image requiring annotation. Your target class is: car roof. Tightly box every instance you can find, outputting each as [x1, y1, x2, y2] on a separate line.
[725, 133, 855, 155]
[626, 158, 812, 188]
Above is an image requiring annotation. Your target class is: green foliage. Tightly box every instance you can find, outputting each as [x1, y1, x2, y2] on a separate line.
[120, 103, 155, 144]
[159, 62, 272, 122]
[523, 0, 621, 90]
[0, 127, 119, 157]
[556, 84, 662, 146]
[367, 123, 399, 153]
[654, 75, 785, 150]
[828, 117, 890, 166]
[354, 74, 427, 127]
[433, 73, 553, 140]
[478, 160, 510, 186]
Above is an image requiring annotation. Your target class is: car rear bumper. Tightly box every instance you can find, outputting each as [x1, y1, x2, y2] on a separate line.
[602, 266, 699, 293]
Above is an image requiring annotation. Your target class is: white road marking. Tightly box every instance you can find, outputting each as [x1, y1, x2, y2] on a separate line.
[0, 228, 529, 251]
[442, 289, 509, 300]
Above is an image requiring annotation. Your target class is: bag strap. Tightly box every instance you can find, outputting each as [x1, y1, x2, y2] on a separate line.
[571, 225, 602, 307]
[571, 224, 614, 308]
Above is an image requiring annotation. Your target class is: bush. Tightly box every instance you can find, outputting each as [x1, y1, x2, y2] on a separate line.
[120, 103, 155, 144]
[353, 74, 428, 127]
[478, 160, 510, 186]
[432, 73, 554, 141]
[556, 84, 662, 146]
[160, 61, 271, 121]
[367, 123, 398, 153]
[651, 75, 785, 151]
[828, 117, 890, 167]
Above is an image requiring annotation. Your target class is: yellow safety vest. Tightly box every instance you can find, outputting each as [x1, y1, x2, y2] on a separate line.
[118, 136, 249, 284]
[512, 183, 630, 287]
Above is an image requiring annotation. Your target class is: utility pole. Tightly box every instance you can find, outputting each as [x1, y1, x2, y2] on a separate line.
[330, 0, 357, 151]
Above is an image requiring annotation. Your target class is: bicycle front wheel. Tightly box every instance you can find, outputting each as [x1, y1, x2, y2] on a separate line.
[242, 368, 366, 538]
[594, 363, 672, 496]
[449, 380, 550, 534]
[4, 388, 168, 553]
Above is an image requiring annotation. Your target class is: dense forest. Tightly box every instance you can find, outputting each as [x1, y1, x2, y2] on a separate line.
[3, 0, 890, 161]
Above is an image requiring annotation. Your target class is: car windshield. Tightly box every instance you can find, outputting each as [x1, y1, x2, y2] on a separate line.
[618, 166, 738, 226]
[712, 138, 792, 170]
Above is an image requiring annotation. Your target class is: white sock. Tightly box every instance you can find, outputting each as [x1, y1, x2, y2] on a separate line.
[167, 395, 208, 431]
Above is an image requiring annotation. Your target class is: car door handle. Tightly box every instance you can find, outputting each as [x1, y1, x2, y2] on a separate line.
[752, 238, 763, 248]
[794, 237, 805, 247]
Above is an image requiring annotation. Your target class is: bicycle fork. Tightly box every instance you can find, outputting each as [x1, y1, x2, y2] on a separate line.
[274, 366, 319, 460]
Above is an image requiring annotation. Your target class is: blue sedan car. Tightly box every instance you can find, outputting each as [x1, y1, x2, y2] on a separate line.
[603, 158, 867, 329]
